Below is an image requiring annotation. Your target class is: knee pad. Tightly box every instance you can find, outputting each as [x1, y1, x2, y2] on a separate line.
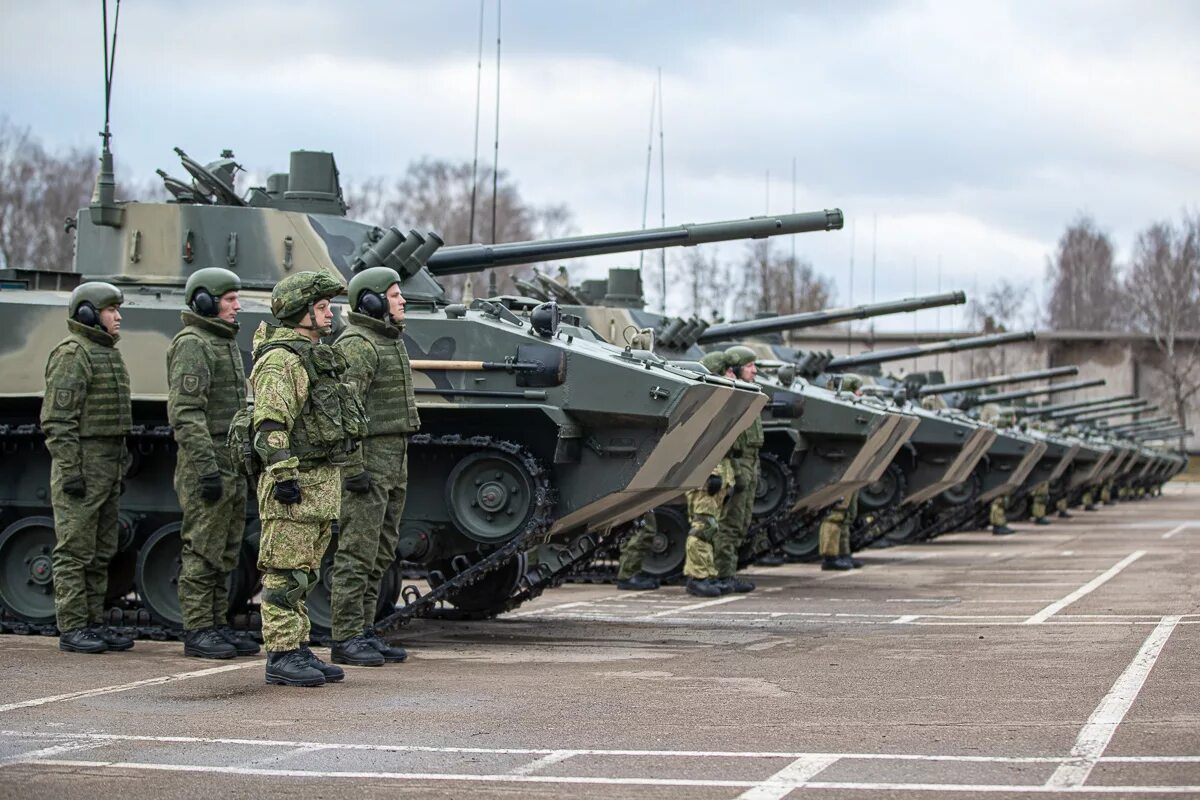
[263, 568, 315, 611]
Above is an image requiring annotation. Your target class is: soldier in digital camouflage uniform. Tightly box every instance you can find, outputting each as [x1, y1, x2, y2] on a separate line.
[819, 492, 862, 570]
[615, 513, 662, 591]
[978, 404, 1017, 536]
[42, 282, 135, 654]
[251, 271, 366, 687]
[328, 267, 416, 667]
[167, 267, 258, 659]
[1030, 481, 1052, 525]
[683, 457, 735, 598]
[712, 345, 762, 594]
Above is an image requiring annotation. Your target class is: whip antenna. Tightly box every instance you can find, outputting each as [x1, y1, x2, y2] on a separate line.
[467, 0, 484, 244]
[90, 0, 123, 227]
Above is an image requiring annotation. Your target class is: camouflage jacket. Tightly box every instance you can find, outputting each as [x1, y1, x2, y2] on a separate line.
[729, 416, 764, 458]
[41, 319, 132, 475]
[687, 458, 735, 519]
[166, 311, 247, 475]
[334, 312, 420, 436]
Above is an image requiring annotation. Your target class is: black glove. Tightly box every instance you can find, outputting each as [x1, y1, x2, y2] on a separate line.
[273, 479, 302, 505]
[705, 474, 723, 495]
[343, 471, 371, 494]
[62, 474, 86, 498]
[733, 477, 748, 494]
[199, 471, 224, 502]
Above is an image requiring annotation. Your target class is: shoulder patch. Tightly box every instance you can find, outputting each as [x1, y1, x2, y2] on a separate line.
[54, 388, 75, 409]
[181, 374, 202, 394]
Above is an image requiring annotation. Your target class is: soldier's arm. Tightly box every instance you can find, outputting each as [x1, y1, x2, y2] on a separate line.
[166, 336, 219, 475]
[40, 343, 89, 476]
[252, 352, 307, 484]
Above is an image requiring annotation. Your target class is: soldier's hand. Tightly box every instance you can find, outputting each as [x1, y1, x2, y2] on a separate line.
[273, 479, 302, 505]
[62, 474, 86, 498]
[733, 477, 748, 493]
[343, 471, 371, 494]
[199, 471, 224, 502]
[705, 474, 723, 495]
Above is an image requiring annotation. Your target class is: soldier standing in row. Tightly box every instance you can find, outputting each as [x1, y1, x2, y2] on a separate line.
[713, 345, 762, 594]
[328, 267, 416, 667]
[1030, 481, 1053, 526]
[167, 268, 258, 659]
[615, 513, 662, 591]
[43, 282, 134, 654]
[250, 271, 365, 687]
[683, 460, 735, 597]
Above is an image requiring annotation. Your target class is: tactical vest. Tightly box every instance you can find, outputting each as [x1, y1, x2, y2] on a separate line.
[336, 313, 420, 436]
[170, 312, 247, 437]
[49, 321, 132, 437]
[258, 338, 368, 465]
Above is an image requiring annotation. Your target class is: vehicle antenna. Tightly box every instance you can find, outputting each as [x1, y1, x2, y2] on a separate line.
[467, 0, 485, 244]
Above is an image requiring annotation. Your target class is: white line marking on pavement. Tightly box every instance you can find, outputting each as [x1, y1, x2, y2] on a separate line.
[1045, 615, 1181, 789]
[1161, 523, 1192, 539]
[0, 662, 261, 713]
[509, 749, 581, 775]
[737, 755, 839, 799]
[640, 595, 745, 619]
[505, 600, 600, 618]
[1, 740, 110, 763]
[1023, 551, 1145, 625]
[892, 615, 921, 624]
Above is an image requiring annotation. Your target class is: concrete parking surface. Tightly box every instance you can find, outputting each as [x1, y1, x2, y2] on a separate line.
[1, 485, 1198, 798]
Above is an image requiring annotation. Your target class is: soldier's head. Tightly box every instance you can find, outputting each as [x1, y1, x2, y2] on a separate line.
[348, 267, 405, 324]
[725, 345, 758, 382]
[69, 281, 124, 335]
[185, 267, 242, 324]
[837, 373, 864, 394]
[699, 351, 733, 378]
[270, 271, 344, 340]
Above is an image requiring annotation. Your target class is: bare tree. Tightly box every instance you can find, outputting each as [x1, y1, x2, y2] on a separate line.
[1044, 215, 1124, 330]
[733, 240, 834, 319]
[670, 247, 728, 319]
[966, 279, 1031, 332]
[1125, 212, 1200, 445]
[0, 117, 95, 271]
[344, 159, 573, 299]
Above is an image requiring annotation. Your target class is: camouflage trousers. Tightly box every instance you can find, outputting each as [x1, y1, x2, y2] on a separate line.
[50, 437, 125, 633]
[259, 518, 333, 652]
[1057, 496, 1069, 512]
[819, 493, 858, 557]
[683, 514, 719, 580]
[330, 436, 407, 642]
[714, 453, 759, 578]
[617, 512, 657, 580]
[175, 448, 247, 631]
[990, 496, 1008, 527]
[1031, 482, 1049, 520]
[1081, 490, 1094, 507]
[1100, 481, 1113, 504]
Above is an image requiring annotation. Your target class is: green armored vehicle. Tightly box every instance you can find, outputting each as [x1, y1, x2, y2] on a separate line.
[0, 146, 846, 635]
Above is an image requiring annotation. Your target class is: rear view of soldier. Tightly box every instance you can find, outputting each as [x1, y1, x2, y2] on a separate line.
[329, 267, 417, 667]
[42, 282, 134, 654]
[250, 271, 365, 687]
[167, 268, 258, 659]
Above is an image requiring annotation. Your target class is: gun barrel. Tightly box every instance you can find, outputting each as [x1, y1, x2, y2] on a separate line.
[1074, 403, 1155, 424]
[1135, 427, 1188, 440]
[983, 378, 1107, 407]
[697, 291, 966, 344]
[1018, 393, 1137, 417]
[424, 209, 844, 276]
[1107, 415, 1174, 433]
[918, 365, 1079, 396]
[826, 330, 1035, 371]
[1053, 398, 1151, 420]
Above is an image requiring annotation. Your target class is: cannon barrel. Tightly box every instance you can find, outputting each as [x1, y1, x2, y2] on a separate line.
[826, 330, 1034, 371]
[423, 209, 844, 276]
[1017, 393, 1137, 417]
[1052, 398, 1151, 420]
[973, 378, 1106, 407]
[918, 365, 1079, 397]
[697, 291, 966, 344]
[1135, 427, 1188, 441]
[1106, 415, 1173, 433]
[1073, 403, 1155, 424]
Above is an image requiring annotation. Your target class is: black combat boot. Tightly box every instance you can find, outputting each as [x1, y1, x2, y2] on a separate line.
[331, 634, 385, 667]
[216, 625, 261, 656]
[616, 572, 660, 591]
[94, 625, 135, 651]
[712, 577, 735, 595]
[992, 524, 1016, 536]
[821, 556, 852, 571]
[685, 578, 721, 598]
[59, 627, 108, 654]
[364, 628, 408, 663]
[1034, 516, 1052, 526]
[265, 650, 326, 687]
[184, 628, 237, 659]
[1058, 510, 1073, 519]
[755, 553, 786, 567]
[848, 556, 865, 569]
[299, 646, 345, 682]
[1084, 504, 1099, 511]
[728, 575, 755, 593]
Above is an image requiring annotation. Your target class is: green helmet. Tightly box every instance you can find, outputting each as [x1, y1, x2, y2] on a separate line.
[270, 271, 344, 324]
[724, 345, 758, 368]
[185, 267, 241, 316]
[347, 266, 401, 319]
[699, 351, 729, 375]
[777, 364, 796, 387]
[69, 281, 123, 327]
[838, 373, 864, 393]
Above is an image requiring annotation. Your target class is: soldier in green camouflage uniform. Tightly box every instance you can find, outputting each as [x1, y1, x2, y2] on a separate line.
[819, 492, 862, 570]
[42, 282, 134, 654]
[328, 267, 417, 667]
[251, 271, 365, 687]
[1030, 481, 1052, 525]
[615, 512, 661, 591]
[978, 404, 1017, 536]
[713, 345, 762, 594]
[167, 268, 258, 659]
[683, 458, 735, 597]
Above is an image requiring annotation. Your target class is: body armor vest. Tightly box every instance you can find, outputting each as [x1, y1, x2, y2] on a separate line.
[336, 313, 420, 436]
[50, 321, 132, 437]
[169, 312, 247, 438]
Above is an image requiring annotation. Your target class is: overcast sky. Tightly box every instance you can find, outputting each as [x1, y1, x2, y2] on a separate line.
[3, 0, 1198, 330]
